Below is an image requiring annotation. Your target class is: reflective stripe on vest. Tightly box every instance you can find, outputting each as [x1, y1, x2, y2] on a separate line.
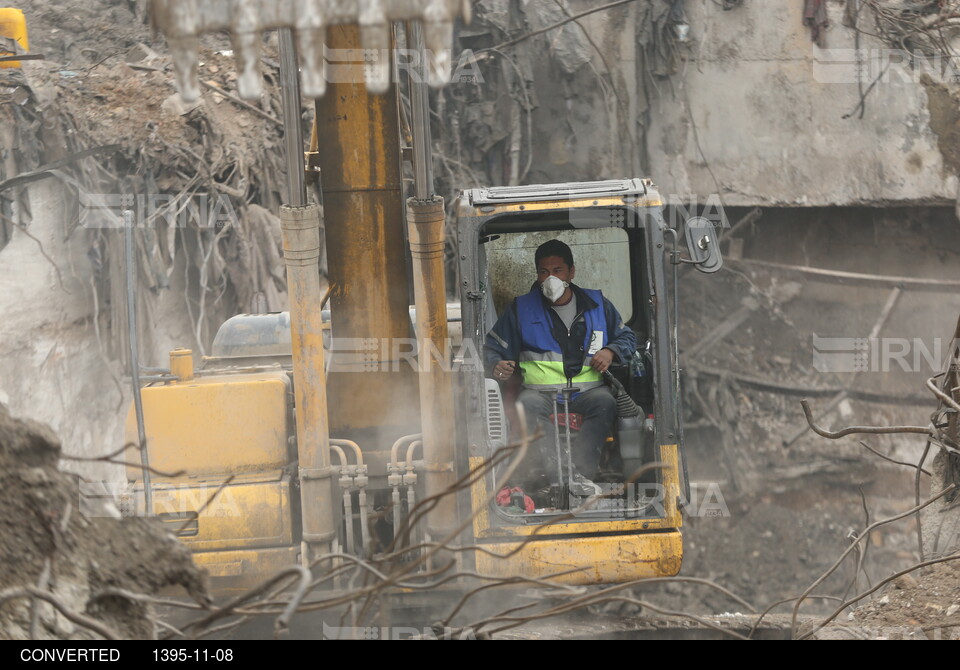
[515, 288, 607, 388]
[519, 361, 604, 390]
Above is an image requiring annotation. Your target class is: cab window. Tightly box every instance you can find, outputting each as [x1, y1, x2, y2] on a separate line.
[486, 227, 633, 322]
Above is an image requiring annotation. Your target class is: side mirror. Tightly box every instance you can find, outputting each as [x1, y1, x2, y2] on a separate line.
[683, 216, 723, 274]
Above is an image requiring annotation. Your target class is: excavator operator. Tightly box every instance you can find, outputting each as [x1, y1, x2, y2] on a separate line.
[484, 239, 637, 504]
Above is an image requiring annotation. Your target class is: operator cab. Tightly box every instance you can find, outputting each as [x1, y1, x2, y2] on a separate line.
[455, 179, 686, 527]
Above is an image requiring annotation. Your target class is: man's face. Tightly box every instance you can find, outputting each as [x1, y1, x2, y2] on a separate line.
[536, 256, 575, 285]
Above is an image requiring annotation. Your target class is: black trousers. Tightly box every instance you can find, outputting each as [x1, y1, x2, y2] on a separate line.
[517, 385, 616, 485]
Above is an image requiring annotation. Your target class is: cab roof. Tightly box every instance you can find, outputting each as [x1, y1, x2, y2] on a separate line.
[463, 179, 650, 206]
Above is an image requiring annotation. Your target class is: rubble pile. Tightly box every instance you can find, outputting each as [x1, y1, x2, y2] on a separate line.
[799, 563, 960, 639]
[0, 404, 208, 640]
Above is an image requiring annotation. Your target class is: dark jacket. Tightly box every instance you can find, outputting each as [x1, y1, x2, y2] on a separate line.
[484, 283, 638, 383]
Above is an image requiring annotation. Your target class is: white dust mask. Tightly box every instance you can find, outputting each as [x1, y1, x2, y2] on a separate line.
[541, 275, 568, 302]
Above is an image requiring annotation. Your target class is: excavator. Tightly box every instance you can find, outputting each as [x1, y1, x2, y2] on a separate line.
[124, 1, 723, 599]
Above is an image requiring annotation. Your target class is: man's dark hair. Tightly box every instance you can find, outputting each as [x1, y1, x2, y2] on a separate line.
[535, 239, 574, 269]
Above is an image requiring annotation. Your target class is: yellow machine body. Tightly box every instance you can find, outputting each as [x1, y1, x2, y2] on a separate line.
[124, 371, 291, 478]
[130, 470, 297, 594]
[133, 471, 295, 551]
[125, 369, 297, 591]
[0, 8, 28, 68]
[475, 533, 682, 584]
[468, 446, 683, 584]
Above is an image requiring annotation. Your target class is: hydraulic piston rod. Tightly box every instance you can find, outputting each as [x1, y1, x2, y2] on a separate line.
[280, 203, 335, 561]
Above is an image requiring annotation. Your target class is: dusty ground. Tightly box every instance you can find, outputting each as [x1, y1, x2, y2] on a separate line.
[632, 203, 960, 629]
[842, 563, 960, 639]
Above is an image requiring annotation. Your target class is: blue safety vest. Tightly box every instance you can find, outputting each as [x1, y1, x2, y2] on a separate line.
[515, 287, 608, 390]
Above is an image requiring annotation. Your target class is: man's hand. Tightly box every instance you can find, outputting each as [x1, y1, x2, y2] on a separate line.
[493, 360, 516, 381]
[590, 348, 614, 373]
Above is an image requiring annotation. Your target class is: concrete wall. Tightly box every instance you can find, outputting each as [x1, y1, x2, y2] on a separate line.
[647, 0, 958, 206]
[461, 1, 955, 206]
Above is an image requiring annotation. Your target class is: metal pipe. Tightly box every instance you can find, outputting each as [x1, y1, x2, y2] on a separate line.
[356, 484, 370, 556]
[406, 485, 419, 544]
[328, 445, 354, 555]
[329, 444, 347, 467]
[551, 394, 565, 508]
[404, 440, 422, 548]
[124, 209, 152, 515]
[405, 439, 422, 467]
[387, 434, 418, 548]
[407, 20, 434, 201]
[329, 438, 364, 467]
[406, 483, 418, 546]
[389, 432, 419, 542]
[391, 482, 404, 543]
[561, 388, 576, 504]
[279, 28, 306, 207]
[390, 433, 422, 466]
[330, 438, 370, 555]
[280, 203, 335, 562]
[406, 197, 457, 537]
[342, 488, 356, 556]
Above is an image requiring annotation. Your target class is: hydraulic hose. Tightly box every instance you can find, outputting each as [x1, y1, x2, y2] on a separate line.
[602, 370, 641, 418]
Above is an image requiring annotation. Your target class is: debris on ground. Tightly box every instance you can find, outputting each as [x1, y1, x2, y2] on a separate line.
[0, 403, 208, 640]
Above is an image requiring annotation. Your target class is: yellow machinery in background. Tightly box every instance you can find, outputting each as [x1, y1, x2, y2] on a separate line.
[125, 2, 724, 598]
[0, 8, 29, 68]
